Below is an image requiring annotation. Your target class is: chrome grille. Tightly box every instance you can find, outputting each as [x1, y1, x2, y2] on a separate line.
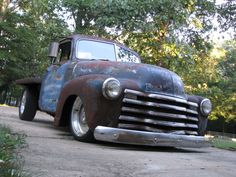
[118, 89, 199, 135]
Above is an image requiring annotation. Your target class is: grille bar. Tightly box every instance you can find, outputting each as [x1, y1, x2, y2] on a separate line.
[119, 115, 198, 129]
[118, 123, 198, 135]
[122, 106, 198, 122]
[123, 98, 198, 115]
[119, 89, 199, 136]
[124, 89, 198, 107]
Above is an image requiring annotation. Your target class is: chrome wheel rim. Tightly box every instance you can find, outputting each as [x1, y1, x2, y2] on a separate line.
[71, 97, 89, 136]
[20, 91, 27, 114]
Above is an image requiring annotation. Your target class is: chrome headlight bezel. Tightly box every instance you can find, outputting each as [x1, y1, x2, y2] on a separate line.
[102, 78, 121, 100]
[200, 98, 212, 116]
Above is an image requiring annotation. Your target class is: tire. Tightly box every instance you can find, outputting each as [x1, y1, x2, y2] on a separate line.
[70, 96, 93, 141]
[19, 88, 37, 121]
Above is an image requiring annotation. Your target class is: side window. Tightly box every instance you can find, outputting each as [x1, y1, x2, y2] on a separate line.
[57, 42, 71, 63]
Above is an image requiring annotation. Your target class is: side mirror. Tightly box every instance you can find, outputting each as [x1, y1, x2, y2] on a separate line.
[48, 42, 59, 63]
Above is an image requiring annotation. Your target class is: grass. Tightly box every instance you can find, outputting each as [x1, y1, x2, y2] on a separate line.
[211, 137, 236, 151]
[0, 125, 29, 177]
[0, 104, 15, 108]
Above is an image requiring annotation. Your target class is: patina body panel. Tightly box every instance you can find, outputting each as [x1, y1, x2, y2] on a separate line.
[72, 61, 186, 98]
[39, 61, 74, 113]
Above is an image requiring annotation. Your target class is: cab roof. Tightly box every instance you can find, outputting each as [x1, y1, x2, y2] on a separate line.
[59, 34, 140, 57]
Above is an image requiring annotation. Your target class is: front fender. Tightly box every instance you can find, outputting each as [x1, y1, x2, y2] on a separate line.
[187, 94, 209, 135]
[54, 75, 141, 130]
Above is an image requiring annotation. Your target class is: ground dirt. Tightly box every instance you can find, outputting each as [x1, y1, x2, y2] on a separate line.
[0, 106, 236, 177]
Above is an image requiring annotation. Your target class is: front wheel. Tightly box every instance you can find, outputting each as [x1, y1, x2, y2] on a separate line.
[70, 96, 93, 141]
[19, 88, 37, 121]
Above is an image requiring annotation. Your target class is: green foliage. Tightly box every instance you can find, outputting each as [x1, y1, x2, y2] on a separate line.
[217, 0, 236, 35]
[0, 10, 38, 82]
[0, 0, 69, 103]
[0, 125, 28, 177]
[211, 137, 236, 151]
[212, 41, 236, 122]
[61, 0, 217, 68]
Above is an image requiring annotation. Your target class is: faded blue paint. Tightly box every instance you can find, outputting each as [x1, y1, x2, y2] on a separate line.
[71, 60, 186, 99]
[39, 61, 72, 113]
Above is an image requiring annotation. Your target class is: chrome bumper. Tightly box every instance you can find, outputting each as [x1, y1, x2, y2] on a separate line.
[94, 126, 209, 148]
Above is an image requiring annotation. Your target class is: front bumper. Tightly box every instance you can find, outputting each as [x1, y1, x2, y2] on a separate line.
[94, 126, 209, 148]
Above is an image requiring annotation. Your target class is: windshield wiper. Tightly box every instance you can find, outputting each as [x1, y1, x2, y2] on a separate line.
[98, 58, 109, 61]
[89, 58, 109, 61]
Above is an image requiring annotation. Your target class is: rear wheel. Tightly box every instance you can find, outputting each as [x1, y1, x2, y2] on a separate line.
[70, 96, 93, 141]
[19, 88, 37, 121]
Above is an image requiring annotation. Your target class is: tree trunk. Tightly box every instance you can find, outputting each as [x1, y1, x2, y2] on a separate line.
[222, 119, 225, 134]
[0, 84, 8, 104]
[0, 90, 7, 104]
[0, 0, 10, 22]
[16, 98, 19, 107]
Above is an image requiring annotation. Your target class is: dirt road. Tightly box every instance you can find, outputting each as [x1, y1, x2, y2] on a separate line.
[0, 106, 235, 177]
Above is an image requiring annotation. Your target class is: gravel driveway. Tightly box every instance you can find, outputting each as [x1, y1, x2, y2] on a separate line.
[0, 106, 235, 177]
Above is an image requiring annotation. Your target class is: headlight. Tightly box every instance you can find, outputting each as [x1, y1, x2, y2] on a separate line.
[200, 99, 212, 116]
[102, 78, 121, 99]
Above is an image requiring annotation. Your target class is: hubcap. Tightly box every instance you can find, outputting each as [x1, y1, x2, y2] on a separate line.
[71, 97, 89, 137]
[20, 91, 27, 114]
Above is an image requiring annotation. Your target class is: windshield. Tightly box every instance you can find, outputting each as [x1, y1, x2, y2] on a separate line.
[116, 46, 140, 63]
[76, 40, 116, 61]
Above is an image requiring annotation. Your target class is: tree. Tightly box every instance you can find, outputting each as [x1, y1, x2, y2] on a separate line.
[0, 0, 69, 104]
[217, 0, 236, 37]
[214, 41, 236, 122]
[0, 1, 38, 102]
[61, 0, 216, 66]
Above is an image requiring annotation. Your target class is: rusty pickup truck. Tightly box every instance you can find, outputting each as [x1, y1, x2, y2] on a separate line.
[16, 34, 212, 147]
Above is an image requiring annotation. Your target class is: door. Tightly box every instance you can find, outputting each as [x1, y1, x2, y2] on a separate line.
[39, 41, 72, 113]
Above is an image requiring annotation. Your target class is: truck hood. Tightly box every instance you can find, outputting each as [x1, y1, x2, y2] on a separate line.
[72, 60, 186, 99]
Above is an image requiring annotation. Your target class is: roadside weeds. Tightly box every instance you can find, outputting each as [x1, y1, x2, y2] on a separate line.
[0, 125, 30, 177]
[211, 136, 236, 151]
